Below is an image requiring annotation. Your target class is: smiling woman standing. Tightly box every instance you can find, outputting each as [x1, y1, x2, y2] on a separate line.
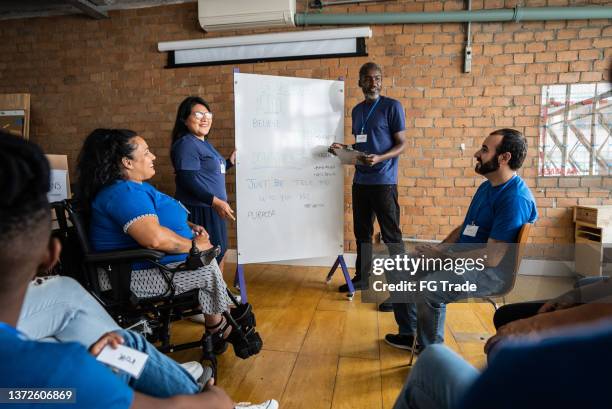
[170, 97, 236, 272]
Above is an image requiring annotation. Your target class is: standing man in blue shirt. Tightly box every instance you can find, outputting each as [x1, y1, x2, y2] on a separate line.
[330, 62, 407, 304]
[384, 128, 538, 351]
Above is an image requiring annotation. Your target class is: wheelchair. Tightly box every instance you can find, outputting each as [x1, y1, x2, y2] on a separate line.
[52, 200, 262, 376]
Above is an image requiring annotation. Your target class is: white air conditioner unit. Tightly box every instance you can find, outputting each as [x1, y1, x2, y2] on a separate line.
[198, 0, 296, 32]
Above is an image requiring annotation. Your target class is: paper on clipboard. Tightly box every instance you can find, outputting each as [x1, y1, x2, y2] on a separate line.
[332, 147, 366, 165]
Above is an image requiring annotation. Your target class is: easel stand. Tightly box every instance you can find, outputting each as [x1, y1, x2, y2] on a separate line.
[233, 264, 248, 303]
[326, 254, 355, 301]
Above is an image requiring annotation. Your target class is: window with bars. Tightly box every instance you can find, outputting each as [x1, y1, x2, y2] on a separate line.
[539, 82, 612, 177]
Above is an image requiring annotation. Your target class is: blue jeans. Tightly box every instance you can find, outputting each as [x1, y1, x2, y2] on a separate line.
[393, 345, 479, 409]
[18, 276, 198, 397]
[18, 276, 120, 346]
[392, 267, 506, 347]
[114, 329, 199, 397]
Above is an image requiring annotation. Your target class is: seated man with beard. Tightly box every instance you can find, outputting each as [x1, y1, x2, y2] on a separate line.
[384, 129, 538, 351]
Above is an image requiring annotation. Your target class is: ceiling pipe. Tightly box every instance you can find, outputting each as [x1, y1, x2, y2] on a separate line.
[295, 6, 612, 25]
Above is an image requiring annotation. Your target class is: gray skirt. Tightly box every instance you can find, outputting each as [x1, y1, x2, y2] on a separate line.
[98, 259, 231, 315]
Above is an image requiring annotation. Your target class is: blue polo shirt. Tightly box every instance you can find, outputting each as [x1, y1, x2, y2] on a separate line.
[0, 323, 133, 409]
[90, 180, 193, 265]
[458, 175, 537, 244]
[171, 134, 228, 207]
[352, 96, 405, 185]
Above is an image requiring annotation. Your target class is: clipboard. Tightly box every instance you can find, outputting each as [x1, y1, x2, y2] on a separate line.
[332, 147, 367, 165]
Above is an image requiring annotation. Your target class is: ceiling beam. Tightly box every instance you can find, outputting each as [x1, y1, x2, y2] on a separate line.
[64, 0, 108, 19]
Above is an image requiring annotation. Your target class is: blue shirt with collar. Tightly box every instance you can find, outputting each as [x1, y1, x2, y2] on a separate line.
[171, 134, 228, 207]
[458, 175, 537, 244]
[90, 180, 193, 265]
[351, 95, 405, 185]
[0, 323, 134, 409]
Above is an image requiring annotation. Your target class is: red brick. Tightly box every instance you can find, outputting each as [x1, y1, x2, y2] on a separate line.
[581, 72, 603, 82]
[578, 49, 600, 61]
[535, 52, 556, 63]
[579, 28, 601, 38]
[514, 53, 534, 64]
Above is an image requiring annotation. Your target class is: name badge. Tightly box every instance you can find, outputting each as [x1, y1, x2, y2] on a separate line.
[220, 161, 226, 174]
[97, 344, 149, 379]
[463, 224, 479, 237]
[356, 134, 367, 143]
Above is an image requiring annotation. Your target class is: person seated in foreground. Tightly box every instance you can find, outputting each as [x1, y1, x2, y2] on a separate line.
[0, 130, 277, 409]
[394, 276, 612, 409]
[393, 320, 612, 409]
[485, 275, 612, 353]
[75, 128, 241, 353]
[19, 273, 209, 396]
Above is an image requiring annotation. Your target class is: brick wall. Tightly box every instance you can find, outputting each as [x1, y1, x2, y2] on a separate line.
[0, 0, 610, 251]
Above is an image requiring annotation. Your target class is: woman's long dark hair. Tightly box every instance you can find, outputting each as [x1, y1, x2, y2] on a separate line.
[75, 128, 137, 209]
[170, 96, 212, 146]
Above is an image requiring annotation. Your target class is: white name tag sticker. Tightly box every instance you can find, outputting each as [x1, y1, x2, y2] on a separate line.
[97, 344, 149, 379]
[220, 162, 226, 174]
[463, 224, 479, 237]
[356, 134, 367, 143]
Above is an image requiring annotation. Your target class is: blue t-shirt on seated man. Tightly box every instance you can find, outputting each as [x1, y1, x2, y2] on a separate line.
[458, 174, 537, 244]
[90, 180, 193, 265]
[385, 128, 539, 351]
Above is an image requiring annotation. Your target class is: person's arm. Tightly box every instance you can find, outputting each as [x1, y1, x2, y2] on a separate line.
[362, 101, 407, 166]
[175, 171, 215, 206]
[362, 130, 406, 166]
[131, 385, 234, 409]
[539, 278, 612, 313]
[485, 299, 612, 354]
[416, 232, 507, 268]
[225, 149, 236, 171]
[127, 216, 212, 254]
[442, 225, 462, 244]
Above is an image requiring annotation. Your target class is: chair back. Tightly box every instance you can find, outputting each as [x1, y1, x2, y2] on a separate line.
[64, 200, 92, 255]
[493, 223, 532, 297]
[514, 223, 532, 274]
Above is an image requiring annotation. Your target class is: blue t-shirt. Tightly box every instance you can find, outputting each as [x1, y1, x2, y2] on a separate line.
[352, 96, 405, 185]
[90, 180, 193, 265]
[171, 134, 228, 207]
[458, 175, 537, 244]
[0, 324, 133, 409]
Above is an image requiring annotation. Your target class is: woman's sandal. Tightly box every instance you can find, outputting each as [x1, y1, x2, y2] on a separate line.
[204, 317, 230, 355]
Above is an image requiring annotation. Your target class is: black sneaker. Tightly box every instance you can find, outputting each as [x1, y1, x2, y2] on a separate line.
[338, 277, 367, 293]
[378, 298, 393, 312]
[384, 333, 421, 352]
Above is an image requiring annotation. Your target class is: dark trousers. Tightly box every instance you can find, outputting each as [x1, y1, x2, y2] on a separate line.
[493, 302, 544, 329]
[352, 184, 404, 281]
[493, 276, 609, 329]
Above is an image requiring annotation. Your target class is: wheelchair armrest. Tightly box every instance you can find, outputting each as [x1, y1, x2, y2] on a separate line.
[85, 249, 165, 264]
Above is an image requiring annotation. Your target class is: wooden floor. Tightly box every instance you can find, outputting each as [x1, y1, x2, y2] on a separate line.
[167, 262, 514, 408]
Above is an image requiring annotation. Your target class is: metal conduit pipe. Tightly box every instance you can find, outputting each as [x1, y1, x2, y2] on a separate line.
[295, 6, 612, 25]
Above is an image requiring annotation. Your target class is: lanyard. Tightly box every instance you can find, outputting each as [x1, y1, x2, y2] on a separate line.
[469, 175, 516, 225]
[360, 97, 381, 135]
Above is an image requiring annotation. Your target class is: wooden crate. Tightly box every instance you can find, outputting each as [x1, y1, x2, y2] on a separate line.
[574, 205, 612, 276]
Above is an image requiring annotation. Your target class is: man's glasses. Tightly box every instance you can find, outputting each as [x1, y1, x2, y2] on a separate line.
[193, 111, 213, 120]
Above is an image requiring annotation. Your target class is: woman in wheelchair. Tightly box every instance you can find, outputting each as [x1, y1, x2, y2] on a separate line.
[75, 128, 248, 356]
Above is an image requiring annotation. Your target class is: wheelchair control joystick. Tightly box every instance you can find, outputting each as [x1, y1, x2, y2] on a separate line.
[181, 240, 221, 271]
